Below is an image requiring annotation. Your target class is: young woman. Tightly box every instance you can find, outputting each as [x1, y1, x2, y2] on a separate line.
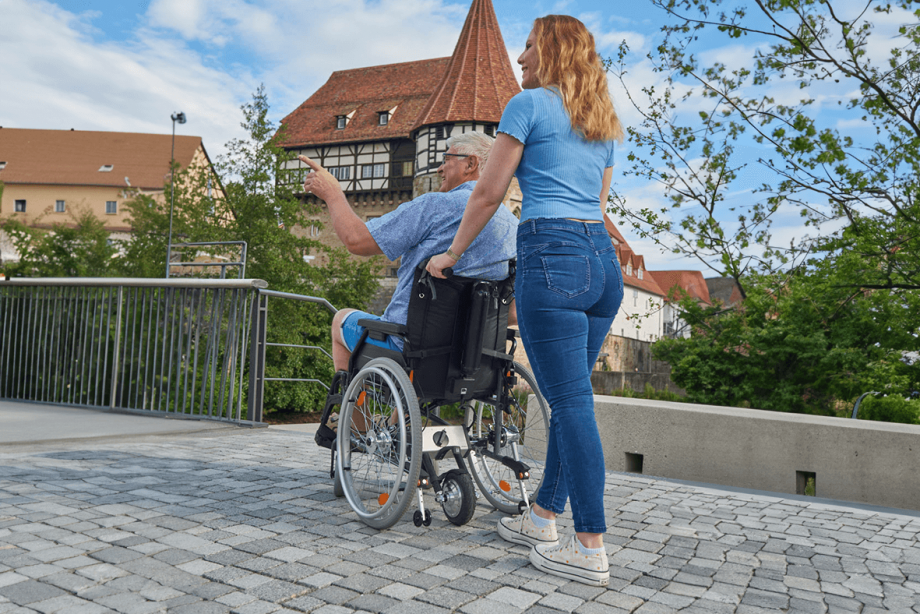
[426, 15, 624, 586]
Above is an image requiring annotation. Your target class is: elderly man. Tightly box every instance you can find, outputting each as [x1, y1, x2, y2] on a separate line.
[299, 131, 518, 372]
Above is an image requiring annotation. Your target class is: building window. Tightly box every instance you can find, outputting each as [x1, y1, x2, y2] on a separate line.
[633, 289, 639, 306]
[309, 224, 320, 237]
[0, 161, 7, 170]
[484, 125, 495, 136]
[336, 116, 347, 130]
[435, 126, 445, 140]
[330, 166, 351, 180]
[637, 268, 643, 280]
[626, 263, 633, 276]
[106, 201, 117, 214]
[378, 112, 389, 126]
[14, 199, 26, 213]
[393, 161, 413, 176]
[99, 164, 113, 172]
[362, 163, 386, 179]
[55, 200, 65, 213]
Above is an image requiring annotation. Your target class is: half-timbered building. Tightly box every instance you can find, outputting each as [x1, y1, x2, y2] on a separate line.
[277, 0, 521, 274]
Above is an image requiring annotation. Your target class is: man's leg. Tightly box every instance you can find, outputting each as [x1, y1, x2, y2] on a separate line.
[331, 308, 357, 371]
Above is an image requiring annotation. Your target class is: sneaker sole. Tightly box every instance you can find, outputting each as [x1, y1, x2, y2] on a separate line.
[529, 547, 609, 587]
[497, 520, 558, 548]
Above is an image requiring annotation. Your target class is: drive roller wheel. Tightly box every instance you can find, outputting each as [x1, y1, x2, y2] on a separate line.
[440, 470, 476, 526]
[336, 358, 422, 529]
[469, 362, 550, 514]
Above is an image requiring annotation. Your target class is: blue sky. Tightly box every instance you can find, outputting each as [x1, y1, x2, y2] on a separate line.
[0, 0, 901, 274]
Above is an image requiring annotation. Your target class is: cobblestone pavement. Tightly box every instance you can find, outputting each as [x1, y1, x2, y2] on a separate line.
[2, 429, 920, 614]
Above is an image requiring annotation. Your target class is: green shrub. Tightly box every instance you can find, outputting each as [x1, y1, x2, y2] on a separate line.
[857, 395, 920, 425]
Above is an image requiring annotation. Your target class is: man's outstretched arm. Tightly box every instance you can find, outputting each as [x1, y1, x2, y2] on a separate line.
[299, 155, 382, 256]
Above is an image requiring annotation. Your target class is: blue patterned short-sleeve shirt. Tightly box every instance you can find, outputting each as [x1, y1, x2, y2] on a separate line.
[367, 181, 518, 326]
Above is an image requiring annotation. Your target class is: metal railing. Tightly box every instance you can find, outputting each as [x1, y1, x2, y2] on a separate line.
[246, 289, 337, 416]
[1, 278, 266, 423]
[167, 241, 248, 279]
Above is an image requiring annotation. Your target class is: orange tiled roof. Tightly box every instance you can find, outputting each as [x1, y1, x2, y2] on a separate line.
[601, 213, 665, 295]
[278, 58, 450, 149]
[413, 0, 521, 129]
[649, 270, 712, 305]
[0, 128, 203, 190]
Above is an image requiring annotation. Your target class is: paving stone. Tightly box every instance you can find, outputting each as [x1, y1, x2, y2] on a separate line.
[0, 580, 67, 605]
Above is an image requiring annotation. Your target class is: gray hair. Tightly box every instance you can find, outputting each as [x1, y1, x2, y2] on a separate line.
[446, 131, 495, 173]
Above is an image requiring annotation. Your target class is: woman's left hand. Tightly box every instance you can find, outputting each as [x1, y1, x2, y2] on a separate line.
[426, 253, 456, 279]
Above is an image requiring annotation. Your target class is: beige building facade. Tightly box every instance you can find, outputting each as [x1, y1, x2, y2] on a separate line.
[0, 128, 217, 268]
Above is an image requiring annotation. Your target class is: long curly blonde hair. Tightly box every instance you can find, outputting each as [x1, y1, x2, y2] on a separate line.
[533, 15, 624, 143]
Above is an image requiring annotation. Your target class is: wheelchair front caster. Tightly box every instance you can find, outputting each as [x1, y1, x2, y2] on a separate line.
[413, 509, 432, 527]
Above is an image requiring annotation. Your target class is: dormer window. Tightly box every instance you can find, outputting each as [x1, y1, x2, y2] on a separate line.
[378, 112, 389, 126]
[626, 263, 633, 276]
[336, 116, 347, 130]
[637, 268, 643, 280]
[99, 164, 114, 172]
[0, 161, 6, 170]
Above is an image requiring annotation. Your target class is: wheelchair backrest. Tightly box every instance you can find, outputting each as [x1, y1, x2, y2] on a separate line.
[404, 263, 515, 404]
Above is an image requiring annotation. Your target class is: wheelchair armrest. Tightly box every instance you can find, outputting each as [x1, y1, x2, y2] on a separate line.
[506, 328, 520, 340]
[358, 319, 408, 342]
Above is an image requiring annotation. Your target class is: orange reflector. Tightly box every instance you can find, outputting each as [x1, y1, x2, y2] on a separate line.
[378, 493, 389, 505]
[357, 391, 366, 406]
[499, 480, 511, 492]
[409, 370, 414, 382]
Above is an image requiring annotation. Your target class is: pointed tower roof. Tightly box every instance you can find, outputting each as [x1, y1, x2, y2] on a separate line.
[413, 0, 520, 130]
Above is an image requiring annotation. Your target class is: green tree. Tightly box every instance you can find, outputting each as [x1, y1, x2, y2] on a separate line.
[609, 0, 920, 295]
[606, 0, 920, 415]
[653, 259, 919, 415]
[120, 86, 381, 413]
[2, 206, 117, 277]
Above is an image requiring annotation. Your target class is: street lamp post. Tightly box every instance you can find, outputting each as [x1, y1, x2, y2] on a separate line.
[166, 111, 187, 278]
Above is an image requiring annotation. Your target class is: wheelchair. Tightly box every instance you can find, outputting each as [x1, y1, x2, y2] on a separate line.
[314, 261, 550, 530]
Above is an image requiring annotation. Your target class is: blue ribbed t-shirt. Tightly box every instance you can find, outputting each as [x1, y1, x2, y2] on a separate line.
[367, 181, 518, 328]
[498, 88, 616, 221]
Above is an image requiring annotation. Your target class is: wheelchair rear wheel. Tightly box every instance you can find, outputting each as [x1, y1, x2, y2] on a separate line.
[468, 362, 550, 515]
[337, 358, 422, 529]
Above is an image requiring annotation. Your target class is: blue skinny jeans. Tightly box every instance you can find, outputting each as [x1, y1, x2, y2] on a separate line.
[516, 218, 624, 534]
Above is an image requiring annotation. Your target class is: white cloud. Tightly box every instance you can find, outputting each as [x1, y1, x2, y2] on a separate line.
[143, 0, 470, 118]
[0, 0, 250, 158]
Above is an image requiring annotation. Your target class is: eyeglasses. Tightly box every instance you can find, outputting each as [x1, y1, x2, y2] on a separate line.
[441, 153, 470, 163]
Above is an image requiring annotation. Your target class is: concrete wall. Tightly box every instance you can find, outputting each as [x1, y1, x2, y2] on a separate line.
[591, 371, 686, 396]
[593, 396, 920, 512]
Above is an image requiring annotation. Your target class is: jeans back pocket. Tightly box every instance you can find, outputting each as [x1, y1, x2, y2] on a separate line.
[541, 255, 590, 298]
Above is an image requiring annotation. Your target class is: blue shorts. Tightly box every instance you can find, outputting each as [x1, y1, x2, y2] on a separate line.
[341, 311, 403, 353]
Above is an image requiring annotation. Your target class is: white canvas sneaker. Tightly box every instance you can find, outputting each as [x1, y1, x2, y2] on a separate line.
[497, 508, 559, 547]
[530, 535, 609, 586]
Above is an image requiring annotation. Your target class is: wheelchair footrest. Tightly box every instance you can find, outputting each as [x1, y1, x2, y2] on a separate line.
[314, 423, 337, 450]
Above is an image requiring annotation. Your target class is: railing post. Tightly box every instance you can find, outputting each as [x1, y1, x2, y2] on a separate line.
[247, 290, 268, 422]
[109, 286, 124, 409]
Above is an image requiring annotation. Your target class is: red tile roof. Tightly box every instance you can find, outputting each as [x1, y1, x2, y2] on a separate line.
[278, 58, 450, 149]
[413, 0, 521, 129]
[0, 128, 203, 190]
[649, 270, 712, 305]
[278, 0, 520, 149]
